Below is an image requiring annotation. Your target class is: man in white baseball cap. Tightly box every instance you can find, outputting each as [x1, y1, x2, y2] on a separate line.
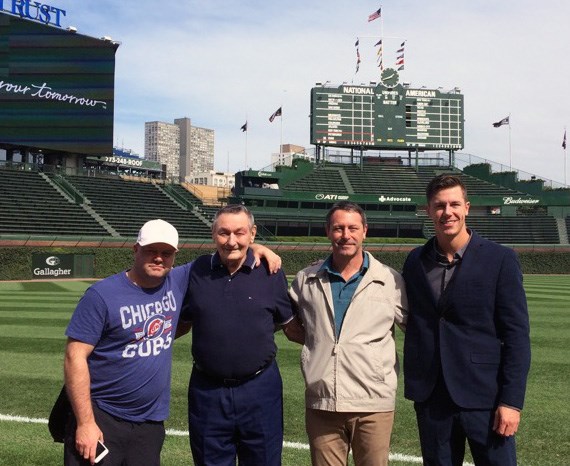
[63, 219, 279, 465]
[137, 218, 179, 251]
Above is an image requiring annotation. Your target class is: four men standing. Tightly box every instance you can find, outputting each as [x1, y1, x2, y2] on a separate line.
[62, 174, 531, 465]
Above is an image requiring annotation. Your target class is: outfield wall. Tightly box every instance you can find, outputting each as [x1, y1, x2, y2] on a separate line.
[2, 246, 570, 281]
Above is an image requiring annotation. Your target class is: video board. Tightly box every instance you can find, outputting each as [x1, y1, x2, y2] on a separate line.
[0, 12, 119, 156]
[310, 78, 464, 150]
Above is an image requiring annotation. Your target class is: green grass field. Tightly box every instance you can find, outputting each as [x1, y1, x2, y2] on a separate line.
[0, 276, 569, 465]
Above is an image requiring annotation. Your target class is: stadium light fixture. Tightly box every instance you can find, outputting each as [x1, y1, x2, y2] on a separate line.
[67, 26, 77, 33]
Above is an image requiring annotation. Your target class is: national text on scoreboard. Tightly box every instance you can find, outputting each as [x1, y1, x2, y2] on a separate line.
[310, 83, 464, 151]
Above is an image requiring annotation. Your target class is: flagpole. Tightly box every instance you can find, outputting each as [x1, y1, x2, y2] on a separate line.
[508, 113, 512, 170]
[380, 7, 384, 76]
[244, 115, 248, 170]
[280, 114, 283, 158]
[562, 126, 568, 186]
[281, 91, 286, 159]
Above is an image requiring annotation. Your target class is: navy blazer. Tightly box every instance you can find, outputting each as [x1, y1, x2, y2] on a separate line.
[402, 231, 531, 410]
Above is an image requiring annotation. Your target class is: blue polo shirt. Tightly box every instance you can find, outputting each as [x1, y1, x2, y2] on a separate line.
[320, 253, 369, 338]
[181, 248, 293, 379]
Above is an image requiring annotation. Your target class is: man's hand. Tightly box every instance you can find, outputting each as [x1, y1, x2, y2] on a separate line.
[282, 316, 305, 345]
[250, 243, 282, 273]
[493, 405, 521, 437]
[75, 421, 103, 465]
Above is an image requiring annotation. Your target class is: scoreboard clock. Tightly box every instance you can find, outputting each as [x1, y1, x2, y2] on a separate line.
[380, 67, 399, 89]
[310, 78, 464, 151]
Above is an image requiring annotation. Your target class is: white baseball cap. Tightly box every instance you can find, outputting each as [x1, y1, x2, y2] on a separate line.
[136, 219, 179, 251]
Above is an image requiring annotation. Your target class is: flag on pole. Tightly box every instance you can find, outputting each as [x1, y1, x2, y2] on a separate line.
[395, 41, 405, 70]
[240, 121, 247, 132]
[493, 116, 510, 127]
[376, 42, 383, 69]
[563, 130, 567, 149]
[368, 7, 381, 22]
[375, 39, 383, 60]
[269, 107, 282, 123]
[355, 38, 361, 73]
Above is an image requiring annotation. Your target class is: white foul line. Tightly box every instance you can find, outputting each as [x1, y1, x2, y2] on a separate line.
[1, 413, 474, 465]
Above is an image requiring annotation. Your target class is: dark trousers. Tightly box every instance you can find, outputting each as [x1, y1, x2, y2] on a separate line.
[414, 378, 517, 466]
[64, 403, 165, 466]
[188, 360, 284, 466]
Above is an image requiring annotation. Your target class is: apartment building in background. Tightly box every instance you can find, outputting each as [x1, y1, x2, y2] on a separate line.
[145, 118, 214, 181]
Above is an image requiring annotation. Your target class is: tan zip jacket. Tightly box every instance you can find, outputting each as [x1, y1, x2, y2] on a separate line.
[289, 251, 408, 412]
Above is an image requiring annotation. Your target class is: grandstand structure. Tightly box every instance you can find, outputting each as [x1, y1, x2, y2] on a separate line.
[1, 150, 570, 245]
[229, 151, 570, 245]
[0, 166, 214, 242]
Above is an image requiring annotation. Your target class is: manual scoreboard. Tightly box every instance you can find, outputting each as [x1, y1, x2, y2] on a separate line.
[310, 69, 464, 150]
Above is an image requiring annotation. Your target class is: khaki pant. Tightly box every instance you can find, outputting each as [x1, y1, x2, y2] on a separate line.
[306, 408, 395, 466]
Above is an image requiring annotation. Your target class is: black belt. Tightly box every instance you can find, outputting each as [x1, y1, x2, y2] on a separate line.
[193, 358, 274, 387]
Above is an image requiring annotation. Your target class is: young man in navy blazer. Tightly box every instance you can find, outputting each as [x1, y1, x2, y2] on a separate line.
[403, 174, 531, 465]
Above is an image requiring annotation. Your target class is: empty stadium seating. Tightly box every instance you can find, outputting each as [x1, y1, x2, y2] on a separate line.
[421, 213, 560, 244]
[0, 169, 109, 236]
[281, 163, 526, 199]
[64, 175, 212, 239]
[0, 163, 565, 244]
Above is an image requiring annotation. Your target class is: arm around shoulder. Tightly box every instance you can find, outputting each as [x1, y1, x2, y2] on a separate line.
[250, 243, 281, 273]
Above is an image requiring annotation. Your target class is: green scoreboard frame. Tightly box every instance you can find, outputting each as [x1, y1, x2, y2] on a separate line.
[310, 79, 464, 150]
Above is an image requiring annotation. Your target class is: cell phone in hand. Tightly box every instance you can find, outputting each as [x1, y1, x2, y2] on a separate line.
[94, 440, 109, 464]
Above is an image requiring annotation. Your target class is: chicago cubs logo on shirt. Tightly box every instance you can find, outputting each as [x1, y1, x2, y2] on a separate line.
[133, 315, 173, 342]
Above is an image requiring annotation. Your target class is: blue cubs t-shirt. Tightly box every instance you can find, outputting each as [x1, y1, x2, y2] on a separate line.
[66, 262, 192, 422]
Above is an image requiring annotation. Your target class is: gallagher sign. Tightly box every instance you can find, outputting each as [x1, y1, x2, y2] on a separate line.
[31, 254, 94, 278]
[32, 254, 73, 278]
[1, 0, 67, 27]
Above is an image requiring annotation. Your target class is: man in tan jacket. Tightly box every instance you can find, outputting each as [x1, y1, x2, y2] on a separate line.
[289, 201, 408, 466]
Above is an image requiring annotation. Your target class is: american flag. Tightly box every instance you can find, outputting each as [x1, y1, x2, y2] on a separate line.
[368, 7, 381, 22]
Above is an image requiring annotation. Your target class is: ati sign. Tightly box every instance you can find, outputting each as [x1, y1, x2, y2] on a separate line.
[31, 254, 94, 279]
[0, 0, 67, 27]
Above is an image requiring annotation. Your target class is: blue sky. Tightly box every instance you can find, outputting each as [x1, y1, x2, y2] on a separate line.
[18, 0, 570, 183]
